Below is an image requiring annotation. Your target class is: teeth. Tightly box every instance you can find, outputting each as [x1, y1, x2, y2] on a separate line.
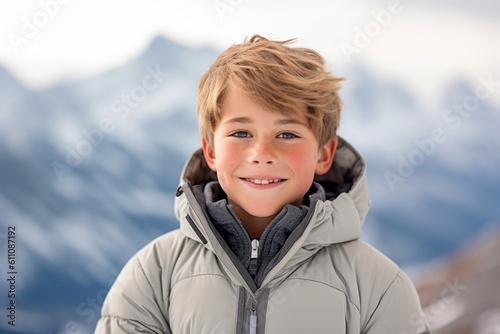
[246, 178, 281, 184]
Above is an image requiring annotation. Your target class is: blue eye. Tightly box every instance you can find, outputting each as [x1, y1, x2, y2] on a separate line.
[277, 132, 298, 139]
[231, 131, 251, 138]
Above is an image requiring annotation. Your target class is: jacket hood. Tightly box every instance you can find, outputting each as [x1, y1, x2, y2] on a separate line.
[174, 136, 370, 243]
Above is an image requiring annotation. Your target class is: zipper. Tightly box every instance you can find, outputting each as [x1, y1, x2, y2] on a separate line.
[249, 299, 257, 334]
[248, 240, 259, 333]
[249, 239, 259, 279]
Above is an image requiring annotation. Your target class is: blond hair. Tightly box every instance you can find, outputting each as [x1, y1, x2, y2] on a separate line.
[197, 34, 344, 148]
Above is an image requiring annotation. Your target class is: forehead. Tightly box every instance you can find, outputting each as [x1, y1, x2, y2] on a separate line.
[220, 87, 306, 123]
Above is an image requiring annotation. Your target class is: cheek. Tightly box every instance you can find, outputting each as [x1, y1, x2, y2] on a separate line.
[215, 144, 240, 175]
[287, 147, 318, 173]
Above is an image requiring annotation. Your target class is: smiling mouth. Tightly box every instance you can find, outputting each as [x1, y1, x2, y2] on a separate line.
[243, 178, 284, 185]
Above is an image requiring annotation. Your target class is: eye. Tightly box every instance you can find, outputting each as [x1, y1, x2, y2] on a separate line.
[230, 131, 251, 138]
[277, 132, 298, 139]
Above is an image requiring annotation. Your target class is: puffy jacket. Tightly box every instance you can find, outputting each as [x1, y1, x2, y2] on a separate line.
[95, 137, 430, 334]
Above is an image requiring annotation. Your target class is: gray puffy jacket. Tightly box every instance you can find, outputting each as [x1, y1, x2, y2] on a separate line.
[95, 137, 430, 334]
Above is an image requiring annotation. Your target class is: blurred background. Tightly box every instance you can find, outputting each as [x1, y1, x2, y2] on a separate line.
[0, 0, 499, 333]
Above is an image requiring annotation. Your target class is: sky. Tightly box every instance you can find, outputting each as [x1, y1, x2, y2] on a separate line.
[1, 0, 499, 106]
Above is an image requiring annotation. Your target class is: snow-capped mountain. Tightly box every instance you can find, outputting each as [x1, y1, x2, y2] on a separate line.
[0, 35, 499, 333]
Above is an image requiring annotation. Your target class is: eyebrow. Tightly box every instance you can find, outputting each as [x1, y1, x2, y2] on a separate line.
[223, 117, 308, 127]
[273, 118, 308, 127]
[223, 117, 252, 125]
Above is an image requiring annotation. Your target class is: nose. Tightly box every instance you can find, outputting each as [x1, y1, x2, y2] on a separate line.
[248, 139, 277, 165]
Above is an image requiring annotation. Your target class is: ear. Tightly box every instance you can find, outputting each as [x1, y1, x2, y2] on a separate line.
[315, 137, 338, 175]
[202, 137, 217, 172]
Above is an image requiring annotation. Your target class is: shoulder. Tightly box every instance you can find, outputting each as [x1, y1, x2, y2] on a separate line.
[133, 229, 199, 275]
[324, 240, 425, 329]
[136, 229, 186, 260]
[319, 239, 401, 291]
[334, 239, 400, 278]
[104, 229, 204, 307]
[111, 229, 188, 288]
[313, 240, 405, 304]
[98, 230, 192, 333]
[301, 239, 409, 306]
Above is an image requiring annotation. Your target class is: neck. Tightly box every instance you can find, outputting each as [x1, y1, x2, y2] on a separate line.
[230, 202, 277, 240]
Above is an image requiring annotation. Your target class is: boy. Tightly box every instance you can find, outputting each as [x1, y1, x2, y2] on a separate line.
[95, 35, 430, 333]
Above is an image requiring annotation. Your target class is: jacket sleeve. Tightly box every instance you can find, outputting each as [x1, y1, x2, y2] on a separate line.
[94, 255, 172, 334]
[362, 271, 431, 334]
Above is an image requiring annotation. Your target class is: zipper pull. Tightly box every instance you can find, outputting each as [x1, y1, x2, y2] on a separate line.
[249, 239, 259, 278]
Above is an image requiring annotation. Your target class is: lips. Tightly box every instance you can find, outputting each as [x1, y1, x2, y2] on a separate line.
[244, 178, 283, 185]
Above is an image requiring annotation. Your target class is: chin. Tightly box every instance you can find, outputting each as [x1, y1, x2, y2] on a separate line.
[244, 204, 283, 218]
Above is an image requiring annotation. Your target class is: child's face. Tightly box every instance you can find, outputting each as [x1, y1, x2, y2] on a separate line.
[202, 88, 336, 224]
